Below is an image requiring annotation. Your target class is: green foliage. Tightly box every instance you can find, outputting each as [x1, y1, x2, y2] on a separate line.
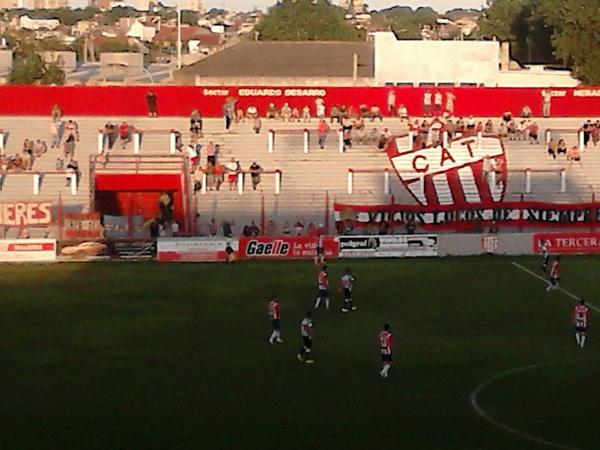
[99, 6, 140, 25]
[256, 0, 361, 41]
[9, 52, 65, 85]
[371, 6, 440, 39]
[181, 10, 199, 26]
[99, 40, 138, 53]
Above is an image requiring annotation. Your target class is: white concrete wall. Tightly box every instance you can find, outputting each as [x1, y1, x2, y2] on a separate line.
[39, 51, 77, 73]
[496, 67, 579, 88]
[372, 32, 500, 86]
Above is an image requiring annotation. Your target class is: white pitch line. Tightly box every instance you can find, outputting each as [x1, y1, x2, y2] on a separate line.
[470, 357, 599, 450]
[511, 262, 600, 313]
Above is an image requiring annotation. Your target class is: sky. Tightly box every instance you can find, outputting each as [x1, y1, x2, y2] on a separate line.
[69, 0, 487, 13]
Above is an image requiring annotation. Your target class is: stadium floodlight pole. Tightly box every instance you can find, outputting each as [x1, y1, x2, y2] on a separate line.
[177, 0, 182, 70]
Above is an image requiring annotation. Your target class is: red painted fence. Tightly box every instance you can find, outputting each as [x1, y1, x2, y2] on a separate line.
[1, 85, 600, 117]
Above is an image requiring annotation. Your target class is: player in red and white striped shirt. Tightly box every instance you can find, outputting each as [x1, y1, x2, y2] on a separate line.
[573, 299, 591, 348]
[268, 295, 283, 344]
[314, 265, 330, 309]
[546, 256, 561, 292]
[378, 323, 394, 378]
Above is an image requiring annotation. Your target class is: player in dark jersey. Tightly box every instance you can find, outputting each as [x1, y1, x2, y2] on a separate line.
[573, 299, 591, 348]
[540, 239, 550, 273]
[297, 312, 315, 364]
[340, 268, 357, 313]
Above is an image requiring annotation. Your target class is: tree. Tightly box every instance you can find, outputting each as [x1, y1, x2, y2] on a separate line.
[538, 0, 600, 84]
[371, 6, 439, 39]
[9, 53, 65, 85]
[181, 10, 199, 26]
[255, 0, 361, 41]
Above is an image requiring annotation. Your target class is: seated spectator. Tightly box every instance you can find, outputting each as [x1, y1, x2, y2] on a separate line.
[378, 128, 392, 150]
[252, 115, 262, 134]
[282, 221, 292, 235]
[502, 111, 513, 123]
[521, 105, 532, 118]
[266, 103, 278, 120]
[249, 161, 263, 190]
[65, 158, 79, 186]
[507, 120, 517, 140]
[205, 162, 215, 190]
[359, 104, 369, 119]
[190, 110, 203, 143]
[294, 220, 304, 236]
[498, 121, 508, 139]
[10, 154, 25, 171]
[242, 224, 251, 236]
[307, 222, 317, 236]
[592, 120, 600, 147]
[378, 220, 389, 235]
[235, 107, 245, 123]
[280, 103, 292, 122]
[248, 221, 260, 236]
[266, 219, 277, 236]
[446, 119, 457, 138]
[484, 120, 494, 134]
[208, 218, 217, 236]
[567, 146, 581, 162]
[369, 104, 383, 122]
[193, 166, 204, 193]
[528, 121, 539, 144]
[475, 121, 484, 135]
[102, 122, 117, 150]
[246, 105, 258, 118]
[187, 144, 199, 170]
[482, 154, 494, 183]
[291, 107, 300, 122]
[405, 217, 416, 235]
[64, 119, 79, 141]
[119, 121, 131, 149]
[456, 117, 465, 134]
[330, 105, 341, 123]
[339, 105, 349, 120]
[547, 139, 557, 159]
[365, 128, 380, 145]
[342, 123, 353, 151]
[221, 219, 234, 238]
[33, 139, 47, 157]
[398, 104, 408, 123]
[557, 139, 567, 155]
[63, 134, 76, 160]
[466, 116, 476, 132]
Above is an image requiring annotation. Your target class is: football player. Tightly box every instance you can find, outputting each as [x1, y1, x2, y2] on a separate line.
[540, 239, 550, 273]
[340, 268, 357, 313]
[573, 299, 591, 348]
[378, 323, 394, 378]
[297, 312, 315, 364]
[314, 265, 330, 309]
[546, 256, 561, 292]
[268, 294, 283, 344]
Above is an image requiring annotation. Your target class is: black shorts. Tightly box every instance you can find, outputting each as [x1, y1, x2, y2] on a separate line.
[381, 353, 392, 362]
[344, 288, 352, 300]
[318, 288, 329, 298]
[316, 246, 324, 255]
[575, 326, 587, 333]
[302, 336, 312, 349]
[271, 319, 280, 330]
[550, 277, 560, 285]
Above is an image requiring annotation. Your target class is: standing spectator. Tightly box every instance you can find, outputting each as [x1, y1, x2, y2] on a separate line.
[557, 139, 568, 156]
[423, 90, 432, 117]
[206, 141, 216, 165]
[445, 90, 456, 116]
[567, 146, 581, 163]
[65, 158, 79, 187]
[266, 103, 278, 120]
[252, 115, 262, 134]
[50, 119, 63, 149]
[64, 119, 79, 141]
[398, 104, 408, 123]
[51, 104, 63, 121]
[342, 122, 353, 151]
[592, 121, 600, 147]
[213, 161, 224, 190]
[581, 121, 592, 148]
[281, 103, 292, 122]
[187, 144, 199, 170]
[221, 219, 234, 238]
[318, 119, 330, 149]
[369, 104, 383, 122]
[118, 121, 131, 149]
[225, 157, 238, 191]
[249, 161, 263, 190]
[387, 90, 396, 116]
[146, 91, 158, 117]
[541, 88, 552, 118]
[223, 98, 235, 130]
[528, 121, 540, 144]
[63, 134, 76, 160]
[315, 98, 326, 119]
[547, 139, 557, 159]
[433, 90, 443, 116]
[190, 110, 203, 144]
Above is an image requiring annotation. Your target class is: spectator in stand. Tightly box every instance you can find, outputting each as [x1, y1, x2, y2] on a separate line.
[474, 121, 484, 135]
[64, 119, 79, 141]
[446, 119, 457, 138]
[521, 105, 532, 118]
[378, 128, 392, 150]
[423, 90, 432, 117]
[419, 120, 430, 148]
[247, 105, 258, 118]
[318, 119, 330, 149]
[592, 121, 600, 147]
[291, 106, 301, 122]
[541, 88, 552, 118]
[581, 121, 592, 148]
[557, 139, 568, 156]
[63, 134, 76, 160]
[282, 221, 292, 235]
[507, 120, 517, 140]
[567, 145, 581, 163]
[51, 104, 63, 121]
[369, 104, 383, 122]
[208, 218, 217, 236]
[193, 166, 204, 193]
[342, 122, 353, 151]
[281, 103, 292, 122]
[65, 158, 79, 187]
[249, 161, 263, 190]
[225, 157, 238, 191]
[294, 221, 305, 236]
[235, 106, 245, 123]
[547, 139, 557, 159]
[484, 120, 494, 134]
[387, 90, 396, 117]
[118, 121, 131, 149]
[252, 115, 262, 134]
[482, 155, 494, 183]
[266, 103, 278, 120]
[146, 91, 158, 117]
[354, 118, 366, 144]
[433, 90, 443, 116]
[248, 221, 260, 236]
[223, 98, 235, 130]
[206, 141, 216, 165]
[398, 104, 408, 123]
[315, 98, 326, 119]
[187, 144, 199, 170]
[302, 105, 311, 123]
[330, 105, 341, 124]
[528, 121, 540, 144]
[502, 111, 513, 124]
[50, 119, 63, 149]
[213, 160, 224, 191]
[516, 120, 527, 141]
[498, 121, 508, 139]
[366, 128, 380, 146]
[266, 219, 277, 235]
[466, 116, 476, 133]
[33, 139, 47, 157]
[445, 91, 456, 116]
[190, 110, 203, 144]
[222, 219, 234, 238]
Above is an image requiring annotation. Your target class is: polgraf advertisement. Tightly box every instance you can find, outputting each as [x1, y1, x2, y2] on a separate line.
[0, 239, 57, 262]
[337, 235, 438, 258]
[533, 232, 600, 254]
[238, 236, 338, 260]
[157, 238, 238, 262]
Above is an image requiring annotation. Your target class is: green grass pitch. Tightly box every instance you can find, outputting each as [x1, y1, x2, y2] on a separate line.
[0, 256, 598, 450]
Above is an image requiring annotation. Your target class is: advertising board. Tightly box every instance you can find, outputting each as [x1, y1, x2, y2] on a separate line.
[337, 235, 438, 258]
[0, 239, 57, 262]
[157, 238, 237, 262]
[533, 232, 600, 254]
[238, 236, 338, 259]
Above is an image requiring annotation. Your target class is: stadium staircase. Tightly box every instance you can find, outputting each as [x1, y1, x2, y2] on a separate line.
[0, 116, 596, 235]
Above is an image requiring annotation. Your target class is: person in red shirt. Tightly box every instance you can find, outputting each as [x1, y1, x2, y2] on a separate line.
[268, 294, 283, 344]
[314, 265, 330, 309]
[119, 121, 131, 149]
[572, 299, 591, 348]
[378, 323, 394, 378]
[317, 119, 330, 149]
[546, 256, 561, 292]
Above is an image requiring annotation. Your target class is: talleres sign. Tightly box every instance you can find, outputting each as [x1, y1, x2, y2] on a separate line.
[0, 202, 52, 226]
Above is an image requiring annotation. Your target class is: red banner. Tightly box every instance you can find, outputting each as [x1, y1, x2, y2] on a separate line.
[533, 232, 600, 254]
[64, 212, 103, 239]
[334, 201, 600, 232]
[238, 235, 338, 259]
[1, 86, 600, 117]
